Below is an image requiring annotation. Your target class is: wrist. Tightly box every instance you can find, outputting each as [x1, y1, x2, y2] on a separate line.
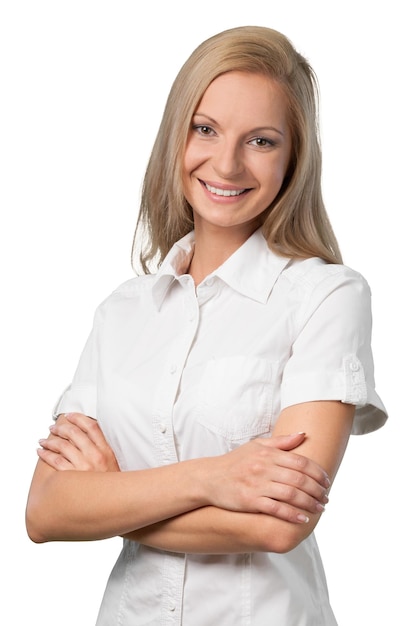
[183, 456, 216, 508]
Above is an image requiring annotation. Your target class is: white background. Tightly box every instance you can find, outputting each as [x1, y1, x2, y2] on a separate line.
[1, 1, 408, 624]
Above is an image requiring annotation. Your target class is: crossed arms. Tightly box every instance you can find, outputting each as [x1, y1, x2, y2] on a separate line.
[26, 400, 354, 554]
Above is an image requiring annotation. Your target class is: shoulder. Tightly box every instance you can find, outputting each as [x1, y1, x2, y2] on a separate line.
[110, 274, 156, 298]
[284, 257, 369, 291]
[279, 258, 372, 329]
[92, 274, 157, 321]
[282, 257, 371, 302]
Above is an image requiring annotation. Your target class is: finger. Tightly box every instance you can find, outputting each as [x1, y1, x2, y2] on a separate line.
[48, 419, 119, 472]
[39, 435, 89, 469]
[242, 458, 328, 510]
[50, 420, 100, 458]
[64, 414, 120, 471]
[50, 413, 108, 455]
[263, 479, 328, 514]
[240, 443, 330, 503]
[65, 413, 110, 452]
[257, 496, 313, 525]
[261, 442, 331, 489]
[270, 432, 306, 450]
[37, 445, 74, 470]
[270, 466, 330, 504]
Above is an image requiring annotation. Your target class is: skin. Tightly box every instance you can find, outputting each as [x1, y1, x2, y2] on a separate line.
[30, 404, 352, 553]
[27, 414, 331, 545]
[182, 71, 292, 283]
[26, 71, 355, 554]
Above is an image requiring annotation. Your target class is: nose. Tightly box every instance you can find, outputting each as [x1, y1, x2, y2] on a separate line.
[212, 139, 244, 179]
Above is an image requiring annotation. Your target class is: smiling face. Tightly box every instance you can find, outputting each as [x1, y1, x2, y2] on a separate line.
[182, 71, 292, 240]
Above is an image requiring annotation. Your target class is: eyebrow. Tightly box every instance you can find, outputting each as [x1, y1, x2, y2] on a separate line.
[193, 113, 285, 137]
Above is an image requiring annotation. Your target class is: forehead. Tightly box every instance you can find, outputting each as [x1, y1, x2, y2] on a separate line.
[194, 71, 289, 127]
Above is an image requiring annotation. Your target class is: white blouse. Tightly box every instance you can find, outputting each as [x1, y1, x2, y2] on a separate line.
[55, 228, 387, 626]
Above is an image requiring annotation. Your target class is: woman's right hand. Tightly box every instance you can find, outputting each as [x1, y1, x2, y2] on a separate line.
[206, 432, 330, 523]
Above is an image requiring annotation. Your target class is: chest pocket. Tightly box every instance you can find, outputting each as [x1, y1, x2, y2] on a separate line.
[195, 356, 277, 443]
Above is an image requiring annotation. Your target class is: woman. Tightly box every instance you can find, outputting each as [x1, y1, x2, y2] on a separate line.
[26, 26, 387, 625]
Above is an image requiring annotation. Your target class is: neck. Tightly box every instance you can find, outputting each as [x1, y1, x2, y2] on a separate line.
[188, 223, 258, 285]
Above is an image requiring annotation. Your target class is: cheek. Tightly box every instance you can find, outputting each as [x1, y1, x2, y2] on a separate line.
[182, 147, 191, 178]
[270, 153, 291, 187]
[184, 137, 212, 175]
[261, 164, 287, 198]
[181, 144, 197, 201]
[183, 139, 200, 175]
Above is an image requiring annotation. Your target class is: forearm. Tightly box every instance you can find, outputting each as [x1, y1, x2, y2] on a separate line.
[26, 458, 211, 543]
[122, 398, 355, 555]
[123, 505, 320, 554]
[29, 413, 332, 546]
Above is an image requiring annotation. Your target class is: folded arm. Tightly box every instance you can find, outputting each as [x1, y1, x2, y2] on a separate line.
[27, 401, 351, 553]
[123, 400, 354, 553]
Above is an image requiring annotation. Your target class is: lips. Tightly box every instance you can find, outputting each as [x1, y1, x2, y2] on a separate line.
[203, 181, 247, 197]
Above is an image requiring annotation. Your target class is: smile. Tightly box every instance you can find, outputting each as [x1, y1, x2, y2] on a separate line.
[203, 181, 247, 197]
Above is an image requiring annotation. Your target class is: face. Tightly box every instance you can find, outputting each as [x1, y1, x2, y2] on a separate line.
[182, 71, 292, 238]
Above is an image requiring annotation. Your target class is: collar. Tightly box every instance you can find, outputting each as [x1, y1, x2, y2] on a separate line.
[151, 232, 195, 310]
[213, 228, 291, 303]
[151, 228, 291, 309]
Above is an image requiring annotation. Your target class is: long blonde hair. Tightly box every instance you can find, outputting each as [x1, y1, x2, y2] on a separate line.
[132, 26, 342, 273]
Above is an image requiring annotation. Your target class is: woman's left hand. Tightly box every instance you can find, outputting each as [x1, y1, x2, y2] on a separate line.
[37, 413, 120, 472]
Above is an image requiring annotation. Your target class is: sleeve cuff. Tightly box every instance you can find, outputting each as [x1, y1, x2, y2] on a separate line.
[281, 357, 387, 435]
[52, 384, 97, 420]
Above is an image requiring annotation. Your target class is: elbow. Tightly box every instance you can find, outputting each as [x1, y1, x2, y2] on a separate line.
[25, 467, 67, 543]
[25, 499, 50, 544]
[257, 517, 315, 554]
[268, 532, 304, 554]
[262, 532, 301, 554]
[26, 512, 47, 544]
[25, 485, 57, 544]
[27, 530, 48, 545]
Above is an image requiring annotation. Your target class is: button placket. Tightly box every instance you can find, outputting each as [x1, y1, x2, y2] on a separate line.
[152, 286, 199, 468]
[160, 550, 186, 624]
[152, 282, 198, 623]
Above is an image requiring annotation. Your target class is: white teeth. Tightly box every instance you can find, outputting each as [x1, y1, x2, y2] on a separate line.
[205, 183, 245, 196]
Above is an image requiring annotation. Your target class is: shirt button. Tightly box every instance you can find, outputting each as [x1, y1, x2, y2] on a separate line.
[159, 423, 167, 433]
[169, 604, 176, 612]
[350, 361, 360, 372]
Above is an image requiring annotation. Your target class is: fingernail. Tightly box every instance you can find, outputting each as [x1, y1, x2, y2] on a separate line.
[297, 514, 310, 523]
[316, 502, 326, 513]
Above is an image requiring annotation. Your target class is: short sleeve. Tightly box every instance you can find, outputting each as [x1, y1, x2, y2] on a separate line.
[52, 306, 102, 420]
[280, 266, 387, 435]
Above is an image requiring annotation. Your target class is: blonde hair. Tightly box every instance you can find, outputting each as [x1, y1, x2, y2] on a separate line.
[132, 25, 342, 273]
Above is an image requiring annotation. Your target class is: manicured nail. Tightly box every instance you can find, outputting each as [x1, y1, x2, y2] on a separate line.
[316, 502, 326, 513]
[297, 514, 310, 523]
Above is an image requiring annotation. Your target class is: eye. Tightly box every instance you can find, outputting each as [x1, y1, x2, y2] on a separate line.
[249, 137, 276, 148]
[193, 124, 215, 137]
